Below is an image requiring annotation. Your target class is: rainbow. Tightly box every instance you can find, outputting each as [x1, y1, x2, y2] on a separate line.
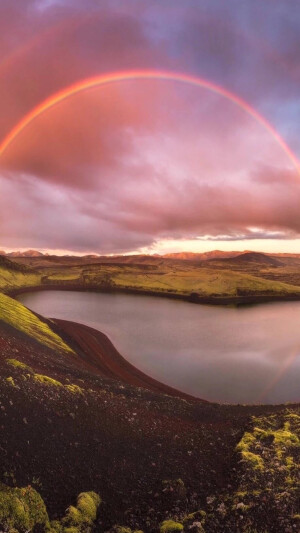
[256, 348, 300, 403]
[0, 69, 299, 177]
[0, 68, 299, 399]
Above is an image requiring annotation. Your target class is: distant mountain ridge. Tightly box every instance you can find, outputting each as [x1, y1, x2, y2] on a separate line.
[1, 249, 300, 260]
[163, 250, 241, 261]
[6, 249, 45, 257]
[213, 251, 283, 266]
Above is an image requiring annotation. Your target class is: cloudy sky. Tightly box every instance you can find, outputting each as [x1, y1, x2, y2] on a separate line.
[0, 0, 300, 255]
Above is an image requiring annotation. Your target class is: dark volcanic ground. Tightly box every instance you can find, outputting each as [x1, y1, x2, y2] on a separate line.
[0, 319, 298, 532]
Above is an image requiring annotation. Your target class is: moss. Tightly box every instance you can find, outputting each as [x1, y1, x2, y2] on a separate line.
[6, 358, 31, 371]
[285, 413, 300, 421]
[65, 505, 82, 524]
[241, 451, 264, 471]
[232, 502, 249, 512]
[0, 482, 50, 532]
[183, 510, 206, 524]
[62, 491, 101, 529]
[0, 265, 41, 292]
[0, 483, 101, 533]
[76, 492, 100, 521]
[236, 432, 256, 453]
[34, 374, 63, 387]
[286, 456, 295, 469]
[235, 491, 247, 498]
[0, 292, 74, 353]
[285, 475, 294, 485]
[65, 384, 84, 395]
[50, 520, 64, 532]
[252, 490, 261, 496]
[160, 520, 184, 533]
[273, 425, 299, 448]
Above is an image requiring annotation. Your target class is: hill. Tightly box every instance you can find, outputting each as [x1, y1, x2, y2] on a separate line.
[6, 249, 44, 257]
[163, 251, 241, 261]
[0, 254, 32, 272]
[226, 251, 282, 266]
[0, 255, 41, 292]
[3, 251, 300, 304]
[209, 251, 283, 267]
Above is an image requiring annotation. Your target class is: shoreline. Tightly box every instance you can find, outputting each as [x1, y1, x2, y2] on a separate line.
[8, 282, 300, 306]
[3, 285, 300, 406]
[6, 285, 207, 402]
[51, 318, 206, 403]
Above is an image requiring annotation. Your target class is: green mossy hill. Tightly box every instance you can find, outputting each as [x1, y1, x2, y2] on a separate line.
[0, 255, 32, 273]
[28, 259, 300, 300]
[0, 261, 40, 291]
[0, 292, 73, 353]
[111, 266, 300, 298]
[1, 253, 300, 304]
[0, 482, 50, 532]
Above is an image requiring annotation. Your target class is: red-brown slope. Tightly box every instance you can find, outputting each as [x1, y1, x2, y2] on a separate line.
[52, 318, 204, 402]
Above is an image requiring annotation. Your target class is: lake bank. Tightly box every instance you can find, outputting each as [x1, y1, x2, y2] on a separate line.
[8, 280, 300, 306]
[51, 317, 204, 402]
[16, 289, 300, 404]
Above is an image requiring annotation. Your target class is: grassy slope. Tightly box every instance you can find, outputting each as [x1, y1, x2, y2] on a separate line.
[0, 265, 41, 291]
[0, 261, 73, 354]
[0, 292, 73, 353]
[3, 253, 300, 300]
[43, 262, 300, 298]
[111, 266, 300, 296]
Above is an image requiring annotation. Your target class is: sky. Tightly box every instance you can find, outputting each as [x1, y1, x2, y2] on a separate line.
[0, 0, 300, 255]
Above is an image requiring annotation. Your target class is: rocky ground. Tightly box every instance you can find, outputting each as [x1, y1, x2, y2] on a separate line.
[0, 318, 299, 533]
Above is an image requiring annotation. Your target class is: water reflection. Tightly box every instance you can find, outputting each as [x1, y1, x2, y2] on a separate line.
[17, 291, 300, 404]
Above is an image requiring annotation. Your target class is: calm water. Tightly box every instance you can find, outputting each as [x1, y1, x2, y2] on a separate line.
[17, 290, 300, 404]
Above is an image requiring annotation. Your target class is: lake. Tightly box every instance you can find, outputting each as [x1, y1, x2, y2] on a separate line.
[17, 290, 300, 404]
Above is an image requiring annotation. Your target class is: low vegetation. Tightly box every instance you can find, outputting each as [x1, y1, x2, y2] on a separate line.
[160, 520, 184, 533]
[2, 251, 300, 304]
[59, 491, 101, 532]
[0, 292, 73, 353]
[5, 359, 85, 395]
[0, 483, 50, 532]
[40, 262, 300, 300]
[0, 261, 41, 292]
[0, 484, 100, 533]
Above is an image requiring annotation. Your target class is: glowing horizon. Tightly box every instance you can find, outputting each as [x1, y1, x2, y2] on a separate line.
[2, 237, 300, 257]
